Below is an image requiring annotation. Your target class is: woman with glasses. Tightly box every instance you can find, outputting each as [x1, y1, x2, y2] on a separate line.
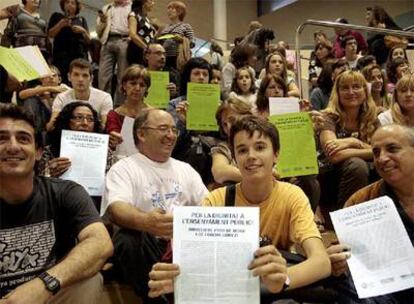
[378, 74, 414, 127]
[39, 102, 104, 178]
[106, 65, 152, 150]
[318, 70, 379, 228]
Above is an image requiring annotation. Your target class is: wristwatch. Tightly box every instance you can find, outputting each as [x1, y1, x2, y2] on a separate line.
[281, 275, 291, 292]
[38, 272, 61, 295]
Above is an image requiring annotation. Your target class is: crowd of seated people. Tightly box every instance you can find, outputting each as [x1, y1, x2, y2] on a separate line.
[0, 1, 413, 303]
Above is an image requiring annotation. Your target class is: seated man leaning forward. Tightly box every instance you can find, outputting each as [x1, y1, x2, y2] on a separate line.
[0, 104, 113, 304]
[101, 108, 208, 302]
[328, 124, 414, 304]
[148, 115, 331, 298]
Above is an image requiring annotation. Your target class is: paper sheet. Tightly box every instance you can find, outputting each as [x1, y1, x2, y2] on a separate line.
[269, 97, 300, 116]
[186, 83, 220, 131]
[60, 130, 109, 196]
[173, 206, 260, 304]
[0, 46, 51, 81]
[115, 116, 137, 159]
[145, 71, 170, 108]
[330, 196, 414, 298]
[269, 112, 318, 178]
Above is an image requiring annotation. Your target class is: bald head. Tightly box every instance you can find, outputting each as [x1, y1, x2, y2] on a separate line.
[371, 124, 414, 187]
[373, 124, 414, 146]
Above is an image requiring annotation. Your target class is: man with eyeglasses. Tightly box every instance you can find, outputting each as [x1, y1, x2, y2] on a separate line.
[144, 43, 180, 99]
[342, 36, 361, 70]
[101, 108, 208, 303]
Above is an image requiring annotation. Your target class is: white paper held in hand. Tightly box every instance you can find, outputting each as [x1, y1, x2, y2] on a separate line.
[330, 196, 414, 298]
[173, 206, 260, 304]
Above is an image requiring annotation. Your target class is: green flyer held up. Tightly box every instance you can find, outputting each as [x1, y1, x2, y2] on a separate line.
[0, 46, 51, 82]
[186, 83, 220, 131]
[269, 112, 318, 178]
[145, 71, 170, 108]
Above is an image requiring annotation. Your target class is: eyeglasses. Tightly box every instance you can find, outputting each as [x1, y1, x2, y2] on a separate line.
[71, 115, 95, 123]
[141, 125, 179, 135]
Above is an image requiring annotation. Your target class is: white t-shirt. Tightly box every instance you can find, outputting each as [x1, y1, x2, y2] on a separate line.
[378, 109, 393, 126]
[101, 152, 208, 215]
[52, 87, 113, 116]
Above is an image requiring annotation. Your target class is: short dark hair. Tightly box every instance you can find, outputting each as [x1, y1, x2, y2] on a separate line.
[341, 35, 356, 49]
[69, 58, 92, 75]
[180, 57, 212, 96]
[59, 0, 81, 15]
[229, 115, 280, 157]
[0, 103, 43, 148]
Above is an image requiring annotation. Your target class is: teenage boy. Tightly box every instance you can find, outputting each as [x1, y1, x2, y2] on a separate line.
[147, 115, 331, 298]
[47, 59, 113, 130]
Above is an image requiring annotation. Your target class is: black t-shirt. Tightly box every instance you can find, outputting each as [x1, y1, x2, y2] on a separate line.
[48, 12, 89, 60]
[0, 177, 100, 295]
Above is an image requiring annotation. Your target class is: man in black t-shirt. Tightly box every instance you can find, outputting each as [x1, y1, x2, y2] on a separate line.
[0, 104, 113, 303]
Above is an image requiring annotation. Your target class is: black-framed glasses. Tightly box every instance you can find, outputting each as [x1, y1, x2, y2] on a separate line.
[71, 115, 94, 123]
[141, 125, 179, 135]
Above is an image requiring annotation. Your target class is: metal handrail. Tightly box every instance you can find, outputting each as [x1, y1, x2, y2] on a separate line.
[295, 19, 414, 98]
[404, 25, 414, 31]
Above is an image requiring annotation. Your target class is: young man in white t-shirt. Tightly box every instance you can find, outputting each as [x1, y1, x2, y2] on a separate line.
[101, 108, 208, 302]
[47, 58, 113, 131]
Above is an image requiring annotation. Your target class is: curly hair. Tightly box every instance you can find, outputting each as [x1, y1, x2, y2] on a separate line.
[230, 43, 257, 69]
[386, 57, 409, 85]
[48, 102, 102, 157]
[391, 75, 414, 126]
[230, 66, 256, 95]
[324, 70, 378, 143]
[256, 74, 287, 114]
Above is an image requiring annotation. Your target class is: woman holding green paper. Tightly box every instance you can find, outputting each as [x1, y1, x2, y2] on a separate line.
[255, 74, 320, 211]
[106, 65, 152, 149]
